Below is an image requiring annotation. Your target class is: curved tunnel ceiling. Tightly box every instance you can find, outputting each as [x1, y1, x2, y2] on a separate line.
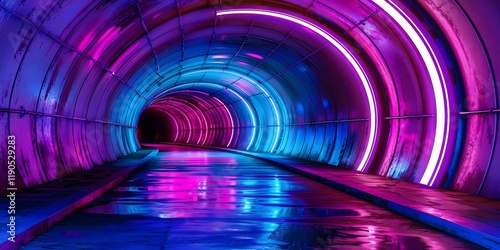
[0, 0, 499, 199]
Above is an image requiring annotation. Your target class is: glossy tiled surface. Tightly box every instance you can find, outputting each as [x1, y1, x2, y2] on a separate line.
[24, 145, 481, 249]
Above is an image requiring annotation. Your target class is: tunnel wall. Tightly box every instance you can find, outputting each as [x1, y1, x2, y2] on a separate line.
[0, 0, 141, 193]
[444, 0, 500, 197]
[0, 0, 500, 199]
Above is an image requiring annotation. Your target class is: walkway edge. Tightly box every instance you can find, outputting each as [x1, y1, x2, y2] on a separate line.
[0, 149, 158, 250]
[179, 144, 499, 249]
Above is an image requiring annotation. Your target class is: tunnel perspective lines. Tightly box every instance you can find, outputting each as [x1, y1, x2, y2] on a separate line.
[226, 88, 258, 151]
[153, 68, 280, 152]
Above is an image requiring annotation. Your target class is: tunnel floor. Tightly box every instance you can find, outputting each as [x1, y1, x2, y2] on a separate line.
[23, 145, 481, 249]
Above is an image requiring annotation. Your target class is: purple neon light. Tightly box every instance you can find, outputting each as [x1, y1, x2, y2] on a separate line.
[212, 55, 229, 59]
[188, 94, 212, 145]
[157, 70, 276, 151]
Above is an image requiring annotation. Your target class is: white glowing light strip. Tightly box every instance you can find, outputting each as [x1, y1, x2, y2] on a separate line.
[174, 98, 205, 145]
[253, 83, 281, 153]
[190, 95, 210, 146]
[372, 0, 449, 185]
[154, 72, 280, 152]
[154, 84, 195, 99]
[183, 111, 192, 144]
[156, 83, 256, 148]
[217, 9, 377, 171]
[199, 110, 209, 146]
[186, 69, 281, 153]
[227, 88, 257, 150]
[162, 110, 179, 142]
[188, 102, 206, 145]
[213, 96, 235, 147]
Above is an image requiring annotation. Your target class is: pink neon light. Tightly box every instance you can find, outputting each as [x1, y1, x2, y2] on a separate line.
[168, 105, 192, 144]
[218, 9, 377, 172]
[213, 96, 235, 147]
[162, 110, 179, 142]
[372, 0, 450, 186]
[212, 55, 229, 59]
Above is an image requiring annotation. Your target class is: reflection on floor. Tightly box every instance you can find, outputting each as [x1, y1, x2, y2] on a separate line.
[24, 145, 481, 249]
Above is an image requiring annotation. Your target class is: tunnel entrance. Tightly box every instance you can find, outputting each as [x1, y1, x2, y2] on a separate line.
[137, 109, 173, 143]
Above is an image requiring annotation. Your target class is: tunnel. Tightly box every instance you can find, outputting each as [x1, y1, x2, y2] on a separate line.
[1, 0, 500, 248]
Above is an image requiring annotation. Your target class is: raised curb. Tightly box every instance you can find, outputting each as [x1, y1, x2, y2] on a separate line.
[0, 149, 158, 250]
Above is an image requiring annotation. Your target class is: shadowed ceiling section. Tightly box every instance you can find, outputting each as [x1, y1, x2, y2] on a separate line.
[0, 0, 499, 199]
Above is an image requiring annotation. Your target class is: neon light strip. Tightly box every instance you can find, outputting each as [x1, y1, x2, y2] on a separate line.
[217, 9, 377, 171]
[189, 94, 211, 145]
[172, 98, 206, 145]
[213, 96, 235, 147]
[169, 105, 192, 144]
[227, 88, 257, 150]
[196, 111, 204, 145]
[156, 78, 270, 151]
[158, 69, 281, 152]
[253, 82, 281, 153]
[199, 111, 209, 145]
[372, 0, 449, 185]
[154, 83, 196, 99]
[162, 110, 179, 142]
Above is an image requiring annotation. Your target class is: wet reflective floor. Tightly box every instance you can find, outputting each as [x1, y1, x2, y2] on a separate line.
[24, 145, 482, 249]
